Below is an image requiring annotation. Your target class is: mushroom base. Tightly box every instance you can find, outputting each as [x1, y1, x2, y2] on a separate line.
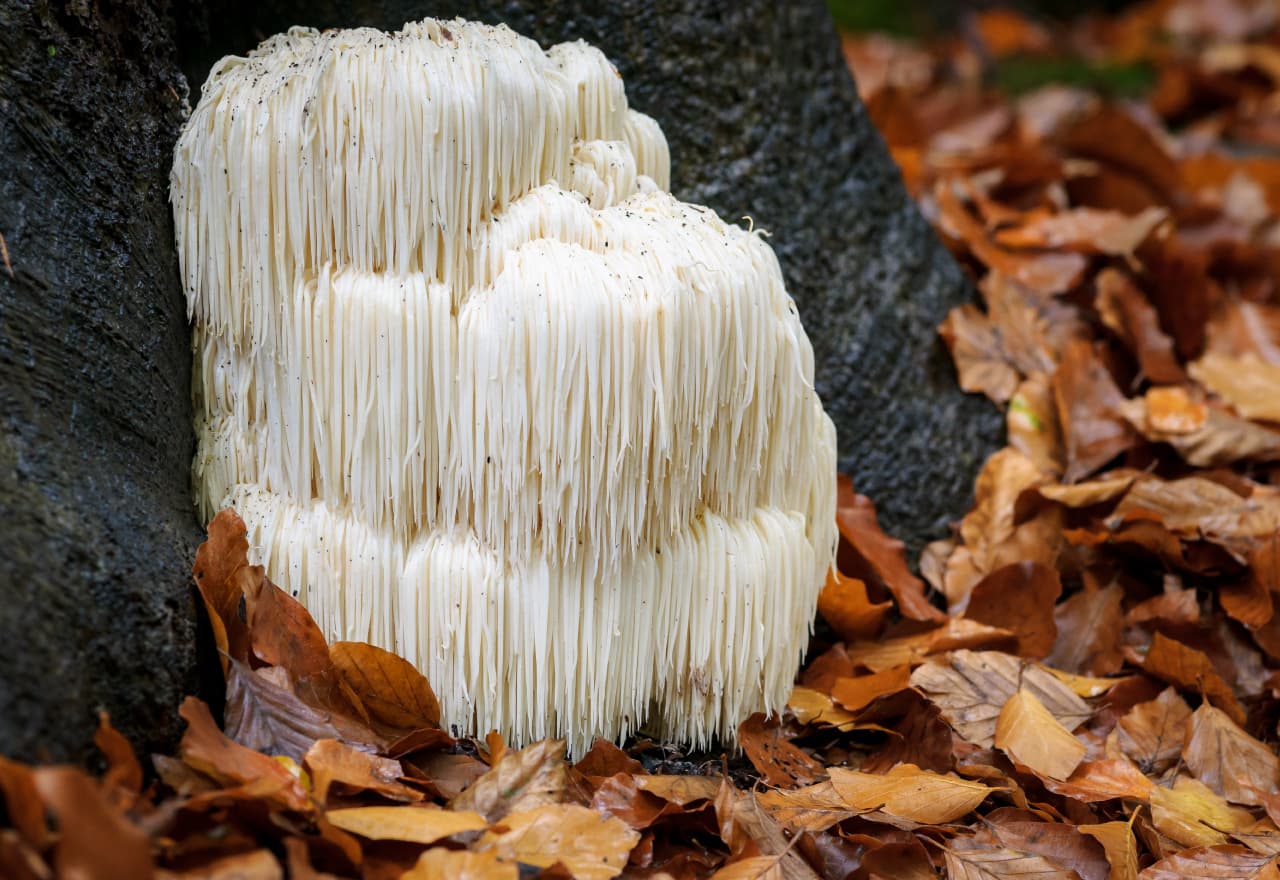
[230, 484, 826, 754]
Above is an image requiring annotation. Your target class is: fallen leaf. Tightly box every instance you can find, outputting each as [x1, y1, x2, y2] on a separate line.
[910, 650, 1091, 748]
[1184, 704, 1280, 806]
[1079, 820, 1140, 880]
[984, 817, 1111, 880]
[33, 766, 154, 880]
[573, 740, 646, 779]
[830, 665, 913, 713]
[995, 206, 1167, 255]
[737, 714, 823, 788]
[1138, 844, 1274, 879]
[964, 561, 1062, 658]
[476, 804, 639, 880]
[325, 805, 486, 844]
[995, 689, 1088, 781]
[940, 303, 1025, 403]
[943, 839, 1082, 879]
[1150, 777, 1255, 848]
[708, 856, 784, 880]
[451, 739, 567, 823]
[1190, 352, 1280, 422]
[0, 758, 50, 851]
[786, 687, 859, 730]
[836, 478, 944, 622]
[1047, 583, 1126, 675]
[1116, 688, 1193, 776]
[304, 739, 422, 804]
[1119, 392, 1280, 468]
[846, 618, 1017, 672]
[1008, 372, 1066, 476]
[817, 568, 892, 643]
[1138, 632, 1246, 724]
[633, 775, 722, 805]
[192, 508, 255, 667]
[1054, 337, 1136, 483]
[162, 850, 283, 879]
[755, 782, 861, 832]
[402, 848, 517, 880]
[224, 661, 378, 761]
[1041, 757, 1156, 803]
[329, 641, 441, 732]
[177, 697, 310, 811]
[1095, 269, 1185, 385]
[829, 764, 991, 824]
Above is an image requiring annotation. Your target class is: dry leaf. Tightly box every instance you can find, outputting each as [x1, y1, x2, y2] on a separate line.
[304, 739, 421, 804]
[402, 848, 517, 880]
[1138, 844, 1275, 879]
[1054, 337, 1136, 483]
[829, 764, 991, 824]
[33, 766, 154, 880]
[755, 782, 861, 832]
[329, 641, 441, 732]
[634, 775, 722, 805]
[1184, 704, 1280, 806]
[786, 687, 859, 730]
[964, 561, 1062, 658]
[1116, 688, 1193, 776]
[1047, 583, 1125, 675]
[830, 666, 913, 713]
[737, 714, 823, 788]
[1138, 633, 1246, 724]
[1189, 352, 1280, 422]
[910, 650, 1091, 748]
[325, 805, 486, 844]
[476, 804, 639, 880]
[943, 841, 1082, 879]
[1079, 821, 1140, 880]
[1041, 758, 1156, 803]
[1150, 777, 1255, 849]
[817, 568, 891, 642]
[451, 739, 567, 823]
[995, 690, 1088, 781]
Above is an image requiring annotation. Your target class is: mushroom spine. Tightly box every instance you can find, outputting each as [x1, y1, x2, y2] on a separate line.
[173, 18, 838, 753]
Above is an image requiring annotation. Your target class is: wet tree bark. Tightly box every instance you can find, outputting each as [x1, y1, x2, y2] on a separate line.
[0, 0, 206, 763]
[0, 0, 1001, 761]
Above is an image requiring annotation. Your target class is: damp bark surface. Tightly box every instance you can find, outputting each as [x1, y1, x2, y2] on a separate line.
[0, 0, 206, 763]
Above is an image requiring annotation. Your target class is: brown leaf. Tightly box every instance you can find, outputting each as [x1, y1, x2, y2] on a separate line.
[192, 508, 255, 666]
[964, 561, 1062, 658]
[984, 818, 1111, 880]
[817, 569, 891, 643]
[1150, 777, 1255, 849]
[1138, 632, 1246, 724]
[1047, 583, 1125, 675]
[94, 711, 143, 803]
[830, 665, 913, 713]
[943, 838, 1081, 879]
[836, 477, 944, 622]
[861, 693, 956, 774]
[1054, 338, 1136, 483]
[995, 690, 1087, 781]
[1008, 373, 1066, 476]
[1184, 704, 1280, 807]
[941, 303, 1024, 403]
[325, 805, 486, 843]
[737, 714, 823, 788]
[33, 766, 154, 880]
[573, 740, 645, 780]
[1116, 688, 1193, 776]
[451, 739, 567, 823]
[633, 774, 722, 806]
[402, 848, 517, 880]
[329, 641, 441, 732]
[1190, 352, 1280, 422]
[476, 804, 639, 880]
[1138, 845, 1275, 880]
[829, 764, 991, 824]
[224, 661, 379, 761]
[846, 618, 1017, 672]
[1041, 758, 1157, 803]
[588, 773, 669, 830]
[1079, 821, 1140, 880]
[304, 739, 422, 804]
[708, 856, 784, 880]
[1120, 390, 1280, 468]
[176, 696, 310, 811]
[755, 782, 861, 832]
[1095, 269, 1185, 385]
[242, 565, 332, 680]
[995, 206, 1167, 256]
[0, 758, 50, 850]
[786, 687, 859, 730]
[910, 650, 1091, 748]
[162, 850, 283, 879]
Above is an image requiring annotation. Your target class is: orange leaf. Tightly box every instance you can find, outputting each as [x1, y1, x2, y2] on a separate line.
[817, 568, 891, 642]
[329, 641, 441, 732]
[737, 714, 823, 788]
[995, 690, 1087, 781]
[830, 666, 913, 713]
[964, 561, 1062, 658]
[1139, 632, 1246, 724]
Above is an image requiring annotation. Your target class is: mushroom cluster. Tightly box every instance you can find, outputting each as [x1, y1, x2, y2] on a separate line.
[173, 18, 837, 752]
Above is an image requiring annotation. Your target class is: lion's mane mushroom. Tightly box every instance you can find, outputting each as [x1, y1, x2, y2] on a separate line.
[173, 18, 837, 752]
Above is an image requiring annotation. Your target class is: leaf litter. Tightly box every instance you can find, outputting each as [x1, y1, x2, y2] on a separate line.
[7, 0, 1280, 876]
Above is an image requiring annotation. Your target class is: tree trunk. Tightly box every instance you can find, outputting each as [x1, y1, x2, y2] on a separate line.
[0, 0, 208, 763]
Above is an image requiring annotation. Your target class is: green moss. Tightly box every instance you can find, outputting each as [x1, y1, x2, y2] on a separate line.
[994, 55, 1155, 97]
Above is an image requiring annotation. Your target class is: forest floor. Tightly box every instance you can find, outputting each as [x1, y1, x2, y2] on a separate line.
[6, 0, 1280, 877]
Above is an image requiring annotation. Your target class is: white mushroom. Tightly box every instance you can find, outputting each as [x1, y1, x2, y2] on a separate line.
[173, 18, 837, 753]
